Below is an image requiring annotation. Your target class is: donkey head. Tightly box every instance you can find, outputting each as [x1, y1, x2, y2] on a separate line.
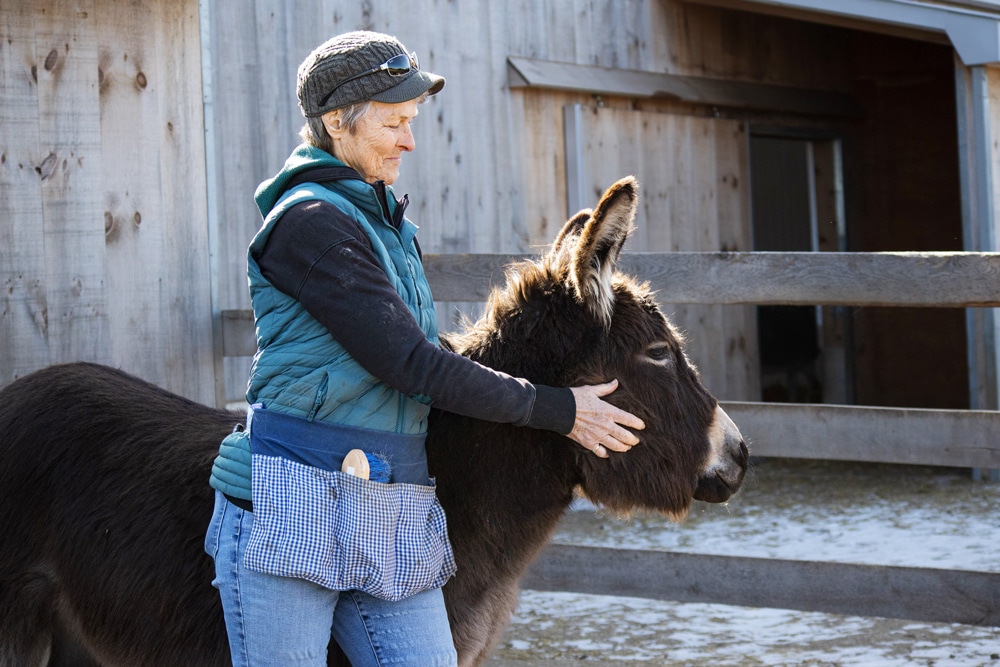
[456, 176, 747, 519]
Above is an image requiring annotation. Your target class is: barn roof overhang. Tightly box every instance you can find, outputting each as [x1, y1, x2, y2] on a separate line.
[506, 57, 864, 116]
[682, 0, 1000, 65]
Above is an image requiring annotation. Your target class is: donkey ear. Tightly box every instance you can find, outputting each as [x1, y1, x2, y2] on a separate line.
[569, 177, 638, 327]
[553, 208, 592, 252]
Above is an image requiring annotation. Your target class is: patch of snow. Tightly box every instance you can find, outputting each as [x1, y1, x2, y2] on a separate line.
[488, 460, 1000, 665]
[491, 591, 1000, 666]
[560, 459, 1000, 572]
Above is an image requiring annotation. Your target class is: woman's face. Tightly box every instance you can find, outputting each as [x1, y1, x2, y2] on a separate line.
[324, 100, 418, 185]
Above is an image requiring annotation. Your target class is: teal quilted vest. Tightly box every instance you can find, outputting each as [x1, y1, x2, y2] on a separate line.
[209, 146, 438, 500]
[246, 180, 438, 428]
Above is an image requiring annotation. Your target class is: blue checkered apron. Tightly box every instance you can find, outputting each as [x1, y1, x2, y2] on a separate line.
[242, 405, 457, 602]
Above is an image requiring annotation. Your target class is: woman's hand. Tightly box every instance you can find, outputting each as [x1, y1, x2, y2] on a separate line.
[568, 380, 645, 458]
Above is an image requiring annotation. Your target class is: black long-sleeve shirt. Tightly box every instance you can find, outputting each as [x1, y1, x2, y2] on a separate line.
[255, 199, 575, 434]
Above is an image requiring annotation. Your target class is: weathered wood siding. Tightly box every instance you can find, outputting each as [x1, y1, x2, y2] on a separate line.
[202, 0, 681, 304]
[0, 1, 214, 402]
[7, 0, 1000, 406]
[204, 0, 763, 401]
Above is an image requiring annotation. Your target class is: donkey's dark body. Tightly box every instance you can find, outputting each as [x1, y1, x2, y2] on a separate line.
[0, 178, 747, 667]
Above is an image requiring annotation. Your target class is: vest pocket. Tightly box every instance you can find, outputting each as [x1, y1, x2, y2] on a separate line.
[244, 454, 456, 601]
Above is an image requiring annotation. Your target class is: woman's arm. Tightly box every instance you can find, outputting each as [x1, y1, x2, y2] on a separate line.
[258, 200, 642, 452]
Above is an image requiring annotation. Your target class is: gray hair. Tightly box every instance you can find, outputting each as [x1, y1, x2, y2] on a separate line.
[299, 100, 373, 153]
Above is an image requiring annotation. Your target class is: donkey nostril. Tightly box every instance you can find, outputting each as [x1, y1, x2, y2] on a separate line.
[735, 441, 749, 467]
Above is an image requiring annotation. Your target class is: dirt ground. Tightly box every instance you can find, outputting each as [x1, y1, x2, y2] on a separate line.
[484, 458, 1000, 667]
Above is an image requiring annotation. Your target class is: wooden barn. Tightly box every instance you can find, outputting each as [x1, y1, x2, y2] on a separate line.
[3, 0, 1000, 651]
[3, 0, 1000, 425]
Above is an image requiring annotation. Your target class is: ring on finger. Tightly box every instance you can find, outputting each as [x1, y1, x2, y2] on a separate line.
[593, 444, 605, 455]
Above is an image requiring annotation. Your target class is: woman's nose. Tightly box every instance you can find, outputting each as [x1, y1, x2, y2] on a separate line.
[399, 125, 415, 152]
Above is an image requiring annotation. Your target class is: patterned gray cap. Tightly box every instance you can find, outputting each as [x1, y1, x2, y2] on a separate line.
[297, 31, 445, 117]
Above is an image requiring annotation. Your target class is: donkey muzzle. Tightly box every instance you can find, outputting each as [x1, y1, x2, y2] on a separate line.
[694, 405, 748, 503]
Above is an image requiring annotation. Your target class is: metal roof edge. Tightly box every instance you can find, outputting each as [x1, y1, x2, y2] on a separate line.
[727, 0, 1000, 64]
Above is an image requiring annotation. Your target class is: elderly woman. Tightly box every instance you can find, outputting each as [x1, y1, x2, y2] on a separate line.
[204, 30, 644, 667]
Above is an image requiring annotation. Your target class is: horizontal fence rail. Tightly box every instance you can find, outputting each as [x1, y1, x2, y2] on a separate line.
[423, 251, 1000, 306]
[521, 544, 1000, 627]
[221, 250, 1000, 470]
[723, 401, 1000, 469]
[223, 251, 1000, 355]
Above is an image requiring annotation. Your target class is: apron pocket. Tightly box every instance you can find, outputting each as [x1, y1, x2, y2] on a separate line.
[244, 454, 456, 601]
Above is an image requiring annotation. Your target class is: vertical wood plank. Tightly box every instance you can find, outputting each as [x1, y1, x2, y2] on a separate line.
[153, 0, 215, 402]
[97, 0, 167, 383]
[34, 0, 110, 365]
[205, 0, 274, 317]
[812, 139, 849, 404]
[0, 3, 50, 383]
[519, 90, 574, 247]
[714, 120, 758, 399]
[984, 65, 1000, 411]
[207, 0, 298, 401]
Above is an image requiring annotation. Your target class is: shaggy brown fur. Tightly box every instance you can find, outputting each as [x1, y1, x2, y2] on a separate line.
[0, 177, 746, 667]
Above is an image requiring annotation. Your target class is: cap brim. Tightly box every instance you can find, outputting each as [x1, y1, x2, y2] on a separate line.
[369, 70, 445, 104]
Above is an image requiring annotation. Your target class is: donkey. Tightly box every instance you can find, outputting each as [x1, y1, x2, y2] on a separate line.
[0, 176, 747, 667]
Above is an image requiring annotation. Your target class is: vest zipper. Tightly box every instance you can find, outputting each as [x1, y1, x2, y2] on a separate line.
[373, 181, 397, 227]
[396, 393, 406, 434]
[374, 182, 421, 308]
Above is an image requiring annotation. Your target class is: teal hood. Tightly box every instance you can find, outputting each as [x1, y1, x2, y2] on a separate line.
[254, 144, 347, 217]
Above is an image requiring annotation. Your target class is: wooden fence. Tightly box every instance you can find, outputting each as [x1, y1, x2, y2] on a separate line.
[221, 250, 1000, 627]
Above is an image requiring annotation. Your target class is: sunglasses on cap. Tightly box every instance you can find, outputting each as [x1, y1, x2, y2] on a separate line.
[318, 51, 419, 108]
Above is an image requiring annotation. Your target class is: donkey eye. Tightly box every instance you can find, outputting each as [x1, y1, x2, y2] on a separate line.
[645, 344, 673, 363]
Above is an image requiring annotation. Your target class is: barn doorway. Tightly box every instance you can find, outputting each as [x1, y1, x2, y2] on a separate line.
[750, 131, 851, 404]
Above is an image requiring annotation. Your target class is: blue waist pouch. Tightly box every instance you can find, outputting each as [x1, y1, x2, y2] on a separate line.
[242, 404, 456, 601]
[247, 403, 430, 485]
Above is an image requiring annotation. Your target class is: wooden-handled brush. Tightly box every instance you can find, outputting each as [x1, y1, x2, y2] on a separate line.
[341, 449, 391, 482]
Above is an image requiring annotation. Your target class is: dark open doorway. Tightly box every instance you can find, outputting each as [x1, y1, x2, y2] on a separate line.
[750, 131, 851, 404]
[739, 20, 970, 411]
[844, 33, 968, 410]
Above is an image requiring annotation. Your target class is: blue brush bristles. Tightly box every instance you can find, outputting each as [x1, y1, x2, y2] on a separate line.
[366, 452, 391, 483]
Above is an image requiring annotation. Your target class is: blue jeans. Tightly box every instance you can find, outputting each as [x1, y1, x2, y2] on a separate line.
[205, 491, 458, 666]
